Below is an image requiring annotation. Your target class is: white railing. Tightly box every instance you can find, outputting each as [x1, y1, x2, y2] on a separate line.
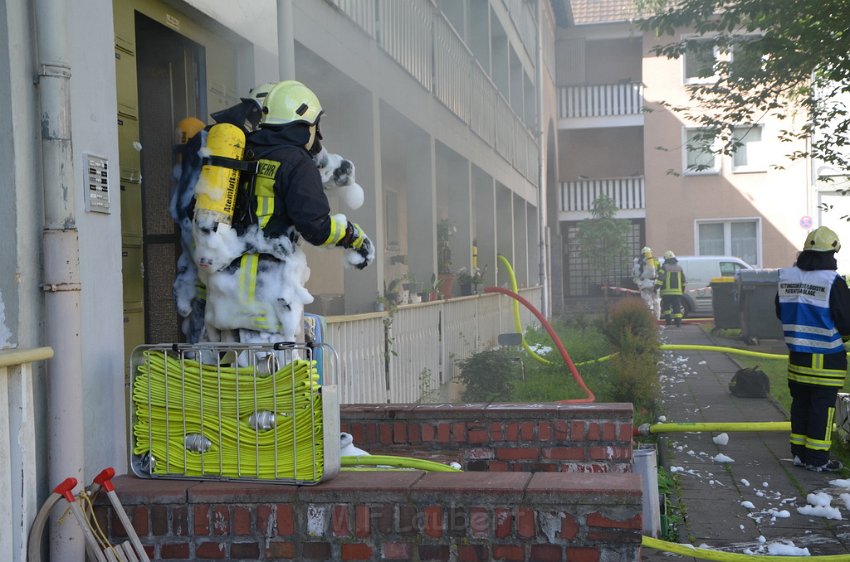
[558, 82, 644, 119]
[324, 288, 542, 404]
[329, 0, 377, 38]
[560, 176, 645, 212]
[1, 347, 53, 562]
[433, 14, 471, 124]
[377, 0, 433, 90]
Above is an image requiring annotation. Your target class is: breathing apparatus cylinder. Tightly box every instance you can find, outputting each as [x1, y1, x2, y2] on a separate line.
[192, 123, 246, 271]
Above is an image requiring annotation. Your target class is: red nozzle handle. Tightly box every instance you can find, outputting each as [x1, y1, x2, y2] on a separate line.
[93, 467, 116, 492]
[52, 477, 78, 503]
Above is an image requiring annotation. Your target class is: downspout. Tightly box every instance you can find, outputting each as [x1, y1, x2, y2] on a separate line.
[536, 0, 550, 317]
[277, 0, 296, 80]
[35, 0, 85, 559]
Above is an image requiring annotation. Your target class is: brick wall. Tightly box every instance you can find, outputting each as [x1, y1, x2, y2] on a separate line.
[103, 403, 643, 561]
[340, 403, 634, 473]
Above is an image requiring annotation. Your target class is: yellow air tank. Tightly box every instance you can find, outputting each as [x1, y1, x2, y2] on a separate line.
[194, 122, 245, 227]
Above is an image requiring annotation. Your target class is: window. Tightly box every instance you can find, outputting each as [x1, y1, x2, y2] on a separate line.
[731, 125, 765, 172]
[697, 219, 759, 266]
[684, 38, 718, 84]
[684, 128, 720, 175]
[384, 190, 400, 251]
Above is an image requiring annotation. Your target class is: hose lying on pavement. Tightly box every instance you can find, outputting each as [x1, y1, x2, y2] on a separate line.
[643, 536, 849, 561]
[636, 421, 790, 436]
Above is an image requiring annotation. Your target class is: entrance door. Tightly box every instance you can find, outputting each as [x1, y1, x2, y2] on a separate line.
[135, 12, 206, 344]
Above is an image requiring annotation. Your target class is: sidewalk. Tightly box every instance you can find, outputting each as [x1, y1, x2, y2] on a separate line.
[641, 324, 850, 560]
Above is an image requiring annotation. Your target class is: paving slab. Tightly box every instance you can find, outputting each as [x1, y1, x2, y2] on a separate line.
[641, 324, 850, 560]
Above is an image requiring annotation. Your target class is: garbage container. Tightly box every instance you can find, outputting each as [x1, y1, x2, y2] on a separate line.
[710, 277, 739, 330]
[736, 269, 784, 343]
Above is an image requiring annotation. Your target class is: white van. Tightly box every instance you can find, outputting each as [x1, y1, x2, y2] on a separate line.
[661, 256, 754, 316]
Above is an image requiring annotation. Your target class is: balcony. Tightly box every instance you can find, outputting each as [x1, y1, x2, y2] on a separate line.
[559, 176, 645, 220]
[558, 82, 644, 129]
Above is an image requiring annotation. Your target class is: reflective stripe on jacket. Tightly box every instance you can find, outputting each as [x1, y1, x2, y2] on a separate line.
[657, 264, 684, 296]
[777, 267, 843, 355]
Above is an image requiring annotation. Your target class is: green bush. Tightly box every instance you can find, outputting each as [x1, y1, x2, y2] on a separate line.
[604, 297, 658, 351]
[456, 348, 519, 402]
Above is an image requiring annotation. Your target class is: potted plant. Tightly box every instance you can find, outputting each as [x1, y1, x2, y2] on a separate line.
[437, 219, 456, 298]
[457, 264, 487, 296]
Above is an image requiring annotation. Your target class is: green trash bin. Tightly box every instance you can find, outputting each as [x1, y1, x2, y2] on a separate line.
[710, 277, 739, 330]
[736, 269, 784, 343]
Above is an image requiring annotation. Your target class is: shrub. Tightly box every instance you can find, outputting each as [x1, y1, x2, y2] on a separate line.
[456, 348, 519, 402]
[604, 297, 658, 351]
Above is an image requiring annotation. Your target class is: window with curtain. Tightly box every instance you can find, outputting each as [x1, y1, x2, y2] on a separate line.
[697, 219, 759, 265]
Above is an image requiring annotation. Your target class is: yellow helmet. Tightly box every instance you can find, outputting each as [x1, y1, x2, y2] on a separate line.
[664, 250, 675, 260]
[175, 116, 205, 145]
[804, 226, 841, 252]
[262, 80, 323, 126]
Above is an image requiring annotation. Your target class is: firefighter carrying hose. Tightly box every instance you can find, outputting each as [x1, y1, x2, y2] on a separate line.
[656, 250, 685, 327]
[775, 226, 848, 472]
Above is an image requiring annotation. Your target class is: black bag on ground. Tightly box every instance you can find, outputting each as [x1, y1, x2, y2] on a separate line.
[729, 366, 770, 398]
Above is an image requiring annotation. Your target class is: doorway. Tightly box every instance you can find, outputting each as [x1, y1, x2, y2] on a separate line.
[135, 13, 206, 344]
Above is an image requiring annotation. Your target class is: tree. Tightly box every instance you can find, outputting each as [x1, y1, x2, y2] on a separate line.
[576, 195, 631, 293]
[637, 0, 850, 182]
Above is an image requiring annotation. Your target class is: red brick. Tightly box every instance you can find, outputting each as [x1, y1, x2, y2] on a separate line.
[494, 508, 512, 539]
[196, 541, 226, 558]
[393, 421, 407, 443]
[365, 423, 378, 444]
[382, 542, 412, 560]
[265, 540, 295, 558]
[538, 422, 553, 441]
[506, 422, 520, 441]
[567, 546, 599, 562]
[276, 503, 295, 535]
[422, 423, 436, 442]
[149, 505, 167, 536]
[587, 511, 641, 529]
[126, 506, 147, 537]
[492, 544, 524, 561]
[468, 429, 489, 443]
[302, 542, 332, 559]
[571, 421, 586, 440]
[470, 507, 489, 538]
[589, 446, 630, 461]
[375, 504, 394, 533]
[553, 420, 568, 440]
[586, 422, 601, 441]
[418, 545, 450, 561]
[159, 542, 189, 559]
[459, 544, 489, 561]
[194, 505, 209, 535]
[256, 505, 273, 535]
[332, 504, 351, 537]
[211, 505, 229, 536]
[543, 447, 586, 461]
[495, 447, 540, 460]
[110, 508, 128, 538]
[517, 508, 535, 538]
[424, 505, 442, 538]
[530, 544, 563, 561]
[341, 542, 373, 560]
[408, 423, 422, 444]
[587, 528, 641, 542]
[602, 422, 617, 441]
[399, 505, 419, 535]
[355, 505, 370, 538]
[380, 424, 393, 445]
[231, 541, 260, 559]
[489, 422, 504, 440]
[520, 421, 535, 440]
[561, 514, 579, 539]
[172, 506, 188, 536]
[489, 460, 509, 471]
[93, 506, 109, 539]
[452, 422, 467, 442]
[618, 422, 633, 442]
[436, 423, 451, 443]
[233, 506, 251, 535]
[349, 423, 365, 445]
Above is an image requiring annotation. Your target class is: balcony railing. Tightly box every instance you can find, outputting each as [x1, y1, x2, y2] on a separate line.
[558, 82, 644, 120]
[560, 176, 645, 214]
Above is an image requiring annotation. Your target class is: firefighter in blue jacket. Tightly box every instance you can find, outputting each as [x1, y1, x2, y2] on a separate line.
[775, 226, 850, 472]
[656, 251, 686, 327]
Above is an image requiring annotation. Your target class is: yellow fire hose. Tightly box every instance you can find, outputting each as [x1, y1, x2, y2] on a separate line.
[642, 536, 849, 560]
[498, 254, 552, 365]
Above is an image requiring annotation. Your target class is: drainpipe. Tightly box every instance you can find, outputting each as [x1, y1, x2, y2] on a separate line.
[536, 0, 550, 318]
[277, 0, 296, 80]
[35, 0, 85, 559]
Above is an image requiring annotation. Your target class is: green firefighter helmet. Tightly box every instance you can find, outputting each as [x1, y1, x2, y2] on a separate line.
[262, 80, 323, 126]
[804, 226, 841, 252]
[641, 246, 653, 257]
